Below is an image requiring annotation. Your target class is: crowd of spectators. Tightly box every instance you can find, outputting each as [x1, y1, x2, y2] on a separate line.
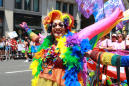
[97, 33, 129, 52]
[1, 33, 129, 62]
[0, 36, 38, 62]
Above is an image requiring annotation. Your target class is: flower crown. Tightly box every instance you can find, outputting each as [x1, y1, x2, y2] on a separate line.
[43, 10, 74, 31]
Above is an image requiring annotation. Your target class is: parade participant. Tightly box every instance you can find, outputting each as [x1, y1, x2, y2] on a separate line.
[20, 10, 90, 86]
[20, 8, 125, 86]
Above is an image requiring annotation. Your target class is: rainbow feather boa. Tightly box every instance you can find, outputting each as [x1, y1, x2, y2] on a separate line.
[30, 32, 91, 86]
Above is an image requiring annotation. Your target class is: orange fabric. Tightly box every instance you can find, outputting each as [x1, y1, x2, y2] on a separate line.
[100, 52, 104, 64]
[34, 49, 44, 59]
[39, 65, 65, 86]
[78, 72, 84, 86]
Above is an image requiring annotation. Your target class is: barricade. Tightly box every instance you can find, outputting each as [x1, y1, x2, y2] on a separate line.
[0, 46, 7, 61]
[0, 46, 20, 61]
[1, 46, 12, 60]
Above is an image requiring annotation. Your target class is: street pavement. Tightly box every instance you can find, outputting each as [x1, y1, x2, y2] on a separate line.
[0, 59, 32, 86]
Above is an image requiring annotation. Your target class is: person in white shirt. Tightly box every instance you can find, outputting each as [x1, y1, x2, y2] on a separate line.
[116, 34, 125, 50]
[125, 35, 129, 50]
[97, 36, 108, 49]
[17, 39, 25, 58]
[107, 34, 118, 50]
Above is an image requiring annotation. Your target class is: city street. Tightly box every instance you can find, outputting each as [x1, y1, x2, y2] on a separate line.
[0, 59, 32, 86]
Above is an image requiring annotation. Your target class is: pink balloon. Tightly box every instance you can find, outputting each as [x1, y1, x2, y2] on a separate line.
[77, 8, 123, 40]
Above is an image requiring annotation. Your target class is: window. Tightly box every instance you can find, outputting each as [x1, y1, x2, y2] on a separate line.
[69, 4, 73, 15]
[0, 11, 4, 36]
[14, 13, 41, 37]
[14, 13, 41, 26]
[24, 0, 31, 11]
[56, 1, 75, 16]
[56, 1, 61, 10]
[15, 0, 22, 9]
[33, 0, 39, 12]
[73, 20, 77, 29]
[62, 3, 67, 12]
[0, 0, 3, 7]
[0, 17, 3, 34]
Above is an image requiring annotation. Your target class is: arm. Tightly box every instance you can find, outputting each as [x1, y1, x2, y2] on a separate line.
[19, 22, 40, 42]
[77, 8, 123, 40]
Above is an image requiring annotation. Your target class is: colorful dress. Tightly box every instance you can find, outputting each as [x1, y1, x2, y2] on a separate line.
[30, 32, 91, 86]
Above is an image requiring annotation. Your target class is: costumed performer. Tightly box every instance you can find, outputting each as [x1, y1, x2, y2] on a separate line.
[20, 10, 89, 86]
[19, 7, 125, 86]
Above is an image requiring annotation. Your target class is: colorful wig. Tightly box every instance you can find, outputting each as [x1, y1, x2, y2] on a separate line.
[43, 10, 74, 32]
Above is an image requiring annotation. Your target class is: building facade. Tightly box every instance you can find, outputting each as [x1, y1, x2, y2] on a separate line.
[1, 0, 129, 38]
[0, 0, 80, 38]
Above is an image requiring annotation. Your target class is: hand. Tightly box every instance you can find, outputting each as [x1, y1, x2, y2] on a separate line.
[19, 22, 28, 29]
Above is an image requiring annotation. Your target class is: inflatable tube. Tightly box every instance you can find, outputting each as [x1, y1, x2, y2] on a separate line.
[89, 50, 129, 67]
[77, 8, 123, 40]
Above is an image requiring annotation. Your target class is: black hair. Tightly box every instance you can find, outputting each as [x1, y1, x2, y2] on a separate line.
[47, 23, 52, 33]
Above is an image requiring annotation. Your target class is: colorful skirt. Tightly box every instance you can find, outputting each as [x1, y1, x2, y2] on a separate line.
[38, 66, 65, 86]
[37, 78, 61, 86]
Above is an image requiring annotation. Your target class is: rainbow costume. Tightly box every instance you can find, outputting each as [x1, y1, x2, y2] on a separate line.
[28, 10, 91, 86]
[19, 8, 129, 86]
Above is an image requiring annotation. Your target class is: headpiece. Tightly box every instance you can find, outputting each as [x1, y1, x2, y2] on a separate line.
[43, 10, 74, 32]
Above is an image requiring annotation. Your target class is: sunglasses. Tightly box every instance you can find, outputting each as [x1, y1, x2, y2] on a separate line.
[52, 22, 64, 28]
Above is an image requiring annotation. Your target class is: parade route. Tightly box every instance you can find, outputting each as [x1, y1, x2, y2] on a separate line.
[0, 60, 32, 86]
[5, 69, 31, 74]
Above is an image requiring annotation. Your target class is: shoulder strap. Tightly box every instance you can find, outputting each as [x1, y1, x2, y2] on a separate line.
[96, 52, 102, 86]
[116, 55, 121, 86]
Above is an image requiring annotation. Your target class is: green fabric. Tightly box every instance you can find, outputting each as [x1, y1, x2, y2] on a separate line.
[37, 35, 54, 51]
[111, 55, 120, 66]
